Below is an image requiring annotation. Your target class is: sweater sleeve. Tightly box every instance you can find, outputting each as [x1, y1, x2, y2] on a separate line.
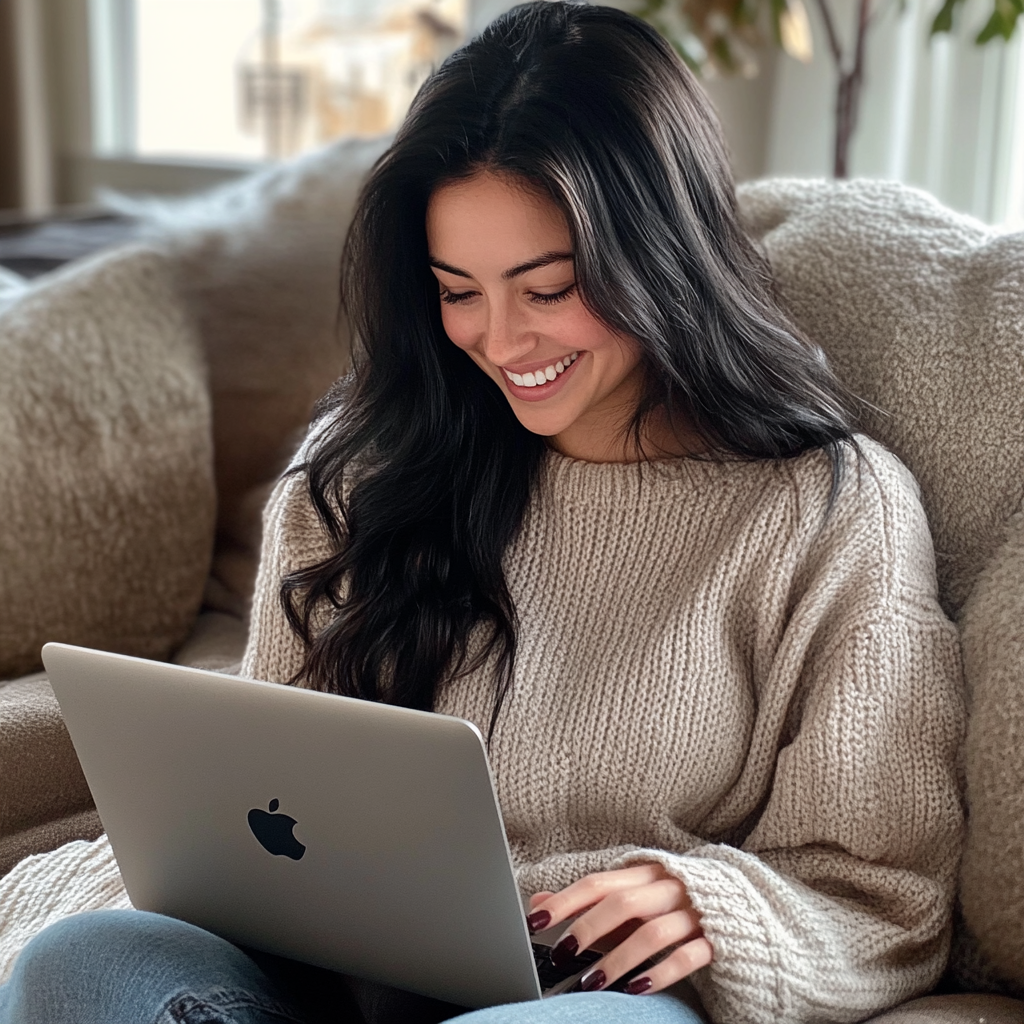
[521, 446, 966, 1024]
[241, 454, 336, 685]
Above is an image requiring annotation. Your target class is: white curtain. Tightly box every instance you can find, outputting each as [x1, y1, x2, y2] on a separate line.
[766, 0, 1024, 227]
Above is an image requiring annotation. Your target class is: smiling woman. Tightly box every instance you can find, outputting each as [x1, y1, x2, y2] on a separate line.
[0, 3, 966, 1024]
[426, 173, 655, 460]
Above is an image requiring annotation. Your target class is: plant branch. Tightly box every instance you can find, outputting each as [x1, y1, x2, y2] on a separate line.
[811, 0, 845, 66]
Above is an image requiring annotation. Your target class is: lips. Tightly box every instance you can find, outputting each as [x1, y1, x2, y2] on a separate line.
[501, 351, 583, 403]
[502, 351, 578, 388]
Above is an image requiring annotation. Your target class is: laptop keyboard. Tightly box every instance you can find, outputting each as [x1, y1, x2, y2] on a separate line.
[531, 942, 602, 991]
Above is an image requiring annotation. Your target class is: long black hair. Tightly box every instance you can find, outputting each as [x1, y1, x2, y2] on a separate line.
[281, 1, 859, 736]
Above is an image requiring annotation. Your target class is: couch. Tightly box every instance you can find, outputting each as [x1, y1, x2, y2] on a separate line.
[0, 143, 1022, 1021]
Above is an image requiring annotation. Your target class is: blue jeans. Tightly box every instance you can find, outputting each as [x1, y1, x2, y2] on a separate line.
[0, 910, 705, 1024]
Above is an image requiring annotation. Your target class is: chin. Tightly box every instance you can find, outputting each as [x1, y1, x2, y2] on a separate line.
[509, 405, 575, 438]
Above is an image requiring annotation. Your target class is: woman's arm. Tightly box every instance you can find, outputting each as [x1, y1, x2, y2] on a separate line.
[522, 446, 966, 1024]
[242, 458, 332, 685]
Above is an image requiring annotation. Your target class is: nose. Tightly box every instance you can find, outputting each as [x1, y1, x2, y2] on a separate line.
[480, 301, 533, 366]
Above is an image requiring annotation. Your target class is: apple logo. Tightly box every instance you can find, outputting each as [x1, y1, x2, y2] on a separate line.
[247, 799, 306, 860]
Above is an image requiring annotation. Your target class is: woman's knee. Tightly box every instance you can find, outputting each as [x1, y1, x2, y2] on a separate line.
[4, 909, 302, 1024]
[13, 909, 240, 983]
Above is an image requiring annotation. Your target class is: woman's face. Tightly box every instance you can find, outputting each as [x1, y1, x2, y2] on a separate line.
[425, 171, 645, 461]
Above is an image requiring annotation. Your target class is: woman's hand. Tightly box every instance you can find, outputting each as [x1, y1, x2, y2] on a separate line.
[526, 864, 712, 995]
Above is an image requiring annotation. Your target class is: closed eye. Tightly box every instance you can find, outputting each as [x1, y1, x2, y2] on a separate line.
[440, 289, 478, 305]
[528, 283, 576, 305]
[439, 282, 577, 306]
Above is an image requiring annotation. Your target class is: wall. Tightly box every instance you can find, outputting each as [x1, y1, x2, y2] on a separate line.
[766, 0, 1024, 223]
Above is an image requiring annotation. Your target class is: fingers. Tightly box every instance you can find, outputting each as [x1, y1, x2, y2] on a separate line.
[528, 891, 555, 913]
[527, 864, 669, 933]
[525, 866, 710, 996]
[561, 878, 698, 957]
[620, 936, 714, 994]
[545, 875, 698, 958]
[575, 914, 710, 994]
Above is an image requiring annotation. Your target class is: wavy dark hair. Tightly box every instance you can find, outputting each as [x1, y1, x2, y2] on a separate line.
[281, 0, 859, 737]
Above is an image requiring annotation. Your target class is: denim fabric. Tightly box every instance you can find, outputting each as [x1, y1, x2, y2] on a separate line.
[0, 910, 704, 1024]
[0, 911, 314, 1024]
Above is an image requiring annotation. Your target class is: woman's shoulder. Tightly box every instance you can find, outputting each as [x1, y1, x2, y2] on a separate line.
[782, 434, 943, 613]
[784, 433, 925, 528]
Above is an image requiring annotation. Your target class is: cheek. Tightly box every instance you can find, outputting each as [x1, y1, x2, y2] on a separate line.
[440, 306, 478, 351]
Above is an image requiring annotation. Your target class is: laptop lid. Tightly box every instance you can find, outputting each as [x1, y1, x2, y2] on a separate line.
[41, 642, 543, 1008]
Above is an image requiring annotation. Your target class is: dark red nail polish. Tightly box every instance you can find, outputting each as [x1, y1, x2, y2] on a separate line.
[526, 910, 551, 933]
[580, 968, 606, 992]
[625, 976, 653, 995]
[549, 934, 579, 968]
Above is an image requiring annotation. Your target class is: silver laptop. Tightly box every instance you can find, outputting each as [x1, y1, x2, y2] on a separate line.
[41, 642, 615, 1009]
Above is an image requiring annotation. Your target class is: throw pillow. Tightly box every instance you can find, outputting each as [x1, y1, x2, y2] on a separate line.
[737, 177, 1024, 620]
[105, 134, 392, 620]
[0, 244, 215, 679]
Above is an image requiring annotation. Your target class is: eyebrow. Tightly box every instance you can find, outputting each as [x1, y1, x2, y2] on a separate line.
[428, 250, 574, 281]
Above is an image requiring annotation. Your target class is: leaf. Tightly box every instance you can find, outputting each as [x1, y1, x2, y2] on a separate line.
[930, 0, 963, 34]
[711, 34, 740, 71]
[770, 0, 789, 44]
[975, 0, 1022, 40]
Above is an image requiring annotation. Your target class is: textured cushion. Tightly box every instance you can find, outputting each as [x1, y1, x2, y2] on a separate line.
[107, 135, 391, 619]
[957, 509, 1024, 989]
[0, 676, 92, 855]
[737, 178, 1024, 620]
[0, 810, 103, 880]
[865, 994, 1024, 1024]
[0, 245, 215, 680]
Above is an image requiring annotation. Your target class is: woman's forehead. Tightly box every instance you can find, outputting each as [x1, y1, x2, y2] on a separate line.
[426, 171, 571, 271]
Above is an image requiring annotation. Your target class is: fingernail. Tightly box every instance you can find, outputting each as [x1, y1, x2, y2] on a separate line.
[526, 910, 551, 933]
[549, 934, 579, 968]
[625, 976, 653, 995]
[579, 968, 606, 992]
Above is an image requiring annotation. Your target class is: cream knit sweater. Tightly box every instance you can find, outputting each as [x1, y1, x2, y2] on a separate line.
[242, 432, 965, 1024]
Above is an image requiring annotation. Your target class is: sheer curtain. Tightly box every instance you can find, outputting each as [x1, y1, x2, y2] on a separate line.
[766, 0, 1024, 228]
[0, 0, 53, 217]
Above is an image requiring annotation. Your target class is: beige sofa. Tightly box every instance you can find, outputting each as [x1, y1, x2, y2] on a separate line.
[0, 149, 1022, 1021]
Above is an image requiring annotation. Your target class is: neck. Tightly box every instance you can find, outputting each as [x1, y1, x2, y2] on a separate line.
[549, 406, 705, 463]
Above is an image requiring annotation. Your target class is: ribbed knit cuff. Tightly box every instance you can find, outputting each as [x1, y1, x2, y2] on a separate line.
[608, 845, 782, 1024]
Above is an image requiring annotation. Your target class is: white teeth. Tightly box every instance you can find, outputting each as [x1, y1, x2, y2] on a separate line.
[504, 352, 579, 388]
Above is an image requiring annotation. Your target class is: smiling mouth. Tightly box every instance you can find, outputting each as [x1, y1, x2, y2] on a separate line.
[502, 352, 579, 388]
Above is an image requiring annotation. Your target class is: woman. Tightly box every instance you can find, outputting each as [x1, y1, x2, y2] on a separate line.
[0, 3, 964, 1023]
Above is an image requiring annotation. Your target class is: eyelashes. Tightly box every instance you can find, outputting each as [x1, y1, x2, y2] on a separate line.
[440, 283, 577, 306]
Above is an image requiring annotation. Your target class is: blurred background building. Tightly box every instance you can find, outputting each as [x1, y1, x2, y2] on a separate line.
[0, 0, 1021, 226]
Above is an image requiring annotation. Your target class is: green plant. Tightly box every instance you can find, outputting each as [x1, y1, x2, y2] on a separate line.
[635, 0, 1021, 176]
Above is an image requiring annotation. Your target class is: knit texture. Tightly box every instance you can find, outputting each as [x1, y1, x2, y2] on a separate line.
[242, 432, 965, 1024]
[0, 835, 132, 985]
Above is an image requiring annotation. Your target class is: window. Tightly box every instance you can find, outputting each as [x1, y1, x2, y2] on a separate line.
[89, 0, 468, 164]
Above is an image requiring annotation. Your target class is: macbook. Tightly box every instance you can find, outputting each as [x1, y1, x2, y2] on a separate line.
[41, 642, 623, 1009]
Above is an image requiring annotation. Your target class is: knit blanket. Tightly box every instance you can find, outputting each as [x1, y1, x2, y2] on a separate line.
[0, 835, 128, 984]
